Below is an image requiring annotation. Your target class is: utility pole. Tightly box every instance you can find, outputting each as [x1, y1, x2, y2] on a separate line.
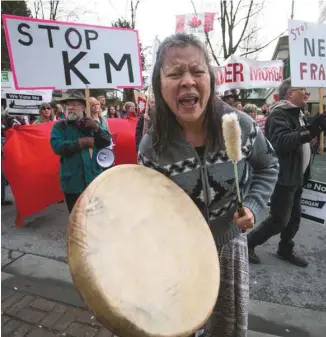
[291, 0, 295, 19]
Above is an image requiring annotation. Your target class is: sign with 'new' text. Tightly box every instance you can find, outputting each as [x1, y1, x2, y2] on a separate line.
[214, 55, 284, 93]
[2, 15, 143, 90]
[288, 20, 326, 87]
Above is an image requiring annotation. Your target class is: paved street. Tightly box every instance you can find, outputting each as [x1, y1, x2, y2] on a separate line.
[1, 155, 326, 336]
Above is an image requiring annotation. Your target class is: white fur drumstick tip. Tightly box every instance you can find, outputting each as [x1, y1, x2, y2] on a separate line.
[222, 113, 242, 162]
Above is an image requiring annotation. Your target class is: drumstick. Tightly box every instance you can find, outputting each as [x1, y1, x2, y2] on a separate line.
[222, 113, 249, 231]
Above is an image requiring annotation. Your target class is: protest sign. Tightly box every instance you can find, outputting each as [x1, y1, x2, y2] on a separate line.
[2, 15, 143, 90]
[301, 180, 326, 225]
[1, 71, 52, 114]
[214, 55, 283, 93]
[288, 20, 326, 87]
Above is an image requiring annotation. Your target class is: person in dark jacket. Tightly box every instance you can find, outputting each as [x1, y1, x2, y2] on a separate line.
[135, 96, 155, 152]
[248, 79, 326, 267]
[50, 91, 111, 213]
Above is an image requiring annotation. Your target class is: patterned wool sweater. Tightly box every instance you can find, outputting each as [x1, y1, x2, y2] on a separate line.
[138, 111, 279, 247]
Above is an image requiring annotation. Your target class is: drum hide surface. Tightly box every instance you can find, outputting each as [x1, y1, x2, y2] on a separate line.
[67, 164, 220, 337]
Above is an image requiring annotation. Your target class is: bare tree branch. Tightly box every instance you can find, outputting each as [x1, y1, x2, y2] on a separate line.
[49, 1, 59, 20]
[240, 27, 261, 42]
[232, 0, 253, 54]
[224, 0, 232, 27]
[33, 1, 40, 18]
[234, 6, 262, 27]
[232, 0, 243, 23]
[41, 1, 45, 19]
[131, 0, 140, 29]
[226, 0, 233, 57]
[220, 1, 228, 59]
[190, 0, 220, 66]
[240, 30, 286, 56]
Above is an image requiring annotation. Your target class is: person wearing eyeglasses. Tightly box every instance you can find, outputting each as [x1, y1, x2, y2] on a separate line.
[34, 103, 55, 124]
[248, 79, 326, 268]
[50, 91, 111, 213]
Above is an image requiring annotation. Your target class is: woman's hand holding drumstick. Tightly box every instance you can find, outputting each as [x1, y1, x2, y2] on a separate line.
[233, 207, 254, 232]
[222, 112, 254, 232]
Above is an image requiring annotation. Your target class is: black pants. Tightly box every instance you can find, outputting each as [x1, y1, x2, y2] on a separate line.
[247, 183, 303, 257]
[64, 193, 81, 213]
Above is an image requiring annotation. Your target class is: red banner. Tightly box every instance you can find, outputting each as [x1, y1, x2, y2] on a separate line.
[108, 117, 138, 165]
[2, 118, 138, 226]
[2, 123, 63, 226]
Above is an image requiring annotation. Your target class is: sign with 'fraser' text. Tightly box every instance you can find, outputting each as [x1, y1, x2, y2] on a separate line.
[214, 55, 284, 93]
[288, 20, 326, 87]
[2, 15, 143, 90]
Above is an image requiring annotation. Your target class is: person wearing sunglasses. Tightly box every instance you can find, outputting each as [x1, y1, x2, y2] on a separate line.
[248, 78, 326, 268]
[34, 103, 55, 124]
[222, 89, 239, 107]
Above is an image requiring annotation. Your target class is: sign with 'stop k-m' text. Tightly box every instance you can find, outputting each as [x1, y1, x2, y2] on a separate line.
[2, 15, 143, 90]
[214, 55, 284, 93]
[288, 20, 326, 87]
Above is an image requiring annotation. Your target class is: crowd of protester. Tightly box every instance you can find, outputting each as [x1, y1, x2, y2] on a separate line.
[2, 30, 326, 337]
[1, 96, 138, 129]
[1, 94, 141, 206]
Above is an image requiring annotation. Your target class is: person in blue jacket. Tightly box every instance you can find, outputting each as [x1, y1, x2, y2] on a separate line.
[50, 91, 111, 213]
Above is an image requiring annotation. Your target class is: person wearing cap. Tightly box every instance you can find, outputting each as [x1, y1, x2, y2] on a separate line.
[50, 90, 111, 213]
[222, 89, 239, 107]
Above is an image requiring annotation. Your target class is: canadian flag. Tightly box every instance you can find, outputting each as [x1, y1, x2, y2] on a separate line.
[137, 96, 147, 114]
[176, 13, 215, 34]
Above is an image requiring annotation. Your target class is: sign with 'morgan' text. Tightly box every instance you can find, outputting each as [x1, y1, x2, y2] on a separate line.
[214, 55, 284, 93]
[301, 180, 326, 225]
[288, 20, 326, 87]
[2, 15, 143, 90]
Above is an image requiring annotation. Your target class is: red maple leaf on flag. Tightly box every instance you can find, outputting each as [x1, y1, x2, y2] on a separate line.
[188, 16, 202, 28]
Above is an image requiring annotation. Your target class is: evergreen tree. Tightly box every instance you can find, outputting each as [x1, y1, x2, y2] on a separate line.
[1, 1, 31, 70]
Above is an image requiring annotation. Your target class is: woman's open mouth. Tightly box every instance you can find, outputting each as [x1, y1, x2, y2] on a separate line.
[178, 95, 199, 107]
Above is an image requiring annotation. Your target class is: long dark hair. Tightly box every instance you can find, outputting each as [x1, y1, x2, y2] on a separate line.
[151, 33, 223, 155]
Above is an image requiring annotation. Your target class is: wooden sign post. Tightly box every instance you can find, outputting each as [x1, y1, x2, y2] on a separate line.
[85, 87, 93, 157]
[319, 87, 324, 154]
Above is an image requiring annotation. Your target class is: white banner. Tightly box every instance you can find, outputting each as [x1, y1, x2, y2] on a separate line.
[288, 20, 326, 87]
[214, 55, 284, 93]
[1, 71, 52, 114]
[301, 180, 326, 225]
[3, 15, 143, 90]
